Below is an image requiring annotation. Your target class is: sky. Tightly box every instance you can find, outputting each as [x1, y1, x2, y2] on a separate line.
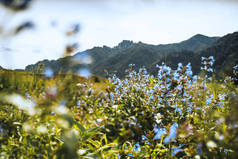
[0, 0, 238, 69]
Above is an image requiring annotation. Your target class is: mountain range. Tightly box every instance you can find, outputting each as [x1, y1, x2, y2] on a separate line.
[23, 32, 238, 78]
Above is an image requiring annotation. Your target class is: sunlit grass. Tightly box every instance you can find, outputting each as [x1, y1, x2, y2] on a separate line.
[0, 57, 238, 158]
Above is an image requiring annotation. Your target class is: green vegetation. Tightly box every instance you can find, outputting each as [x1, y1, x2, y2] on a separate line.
[1, 57, 238, 158]
[24, 33, 221, 78]
[1, 0, 238, 158]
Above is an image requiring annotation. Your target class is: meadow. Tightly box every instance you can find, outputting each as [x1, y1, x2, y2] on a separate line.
[0, 56, 238, 158]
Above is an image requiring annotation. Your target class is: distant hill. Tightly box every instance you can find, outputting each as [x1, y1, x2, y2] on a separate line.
[153, 34, 219, 53]
[25, 33, 221, 78]
[149, 32, 238, 78]
[194, 32, 238, 77]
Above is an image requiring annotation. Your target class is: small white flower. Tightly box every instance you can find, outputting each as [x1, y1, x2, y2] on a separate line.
[156, 119, 162, 124]
[112, 105, 118, 109]
[96, 118, 102, 123]
[5, 94, 36, 116]
[207, 140, 217, 148]
[156, 113, 163, 119]
[23, 123, 32, 132]
[155, 113, 163, 124]
[215, 132, 224, 140]
[37, 125, 47, 134]
[78, 149, 86, 155]
[55, 106, 69, 115]
[57, 119, 70, 129]
[72, 128, 79, 136]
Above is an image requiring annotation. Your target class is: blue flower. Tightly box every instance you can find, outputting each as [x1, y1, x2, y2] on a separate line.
[44, 68, 54, 78]
[172, 148, 183, 156]
[178, 63, 183, 68]
[218, 93, 226, 100]
[154, 127, 167, 140]
[134, 142, 141, 151]
[77, 101, 81, 108]
[206, 98, 212, 105]
[197, 143, 203, 155]
[207, 68, 213, 72]
[164, 123, 178, 144]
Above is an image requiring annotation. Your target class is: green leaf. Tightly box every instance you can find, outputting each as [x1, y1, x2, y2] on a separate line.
[74, 121, 86, 132]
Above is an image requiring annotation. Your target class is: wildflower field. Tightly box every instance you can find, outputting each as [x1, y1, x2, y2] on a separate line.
[0, 56, 238, 158]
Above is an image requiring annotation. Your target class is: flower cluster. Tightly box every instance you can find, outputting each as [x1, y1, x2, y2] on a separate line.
[0, 56, 238, 158]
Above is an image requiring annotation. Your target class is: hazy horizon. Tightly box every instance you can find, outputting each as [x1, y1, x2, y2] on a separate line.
[0, 0, 238, 69]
